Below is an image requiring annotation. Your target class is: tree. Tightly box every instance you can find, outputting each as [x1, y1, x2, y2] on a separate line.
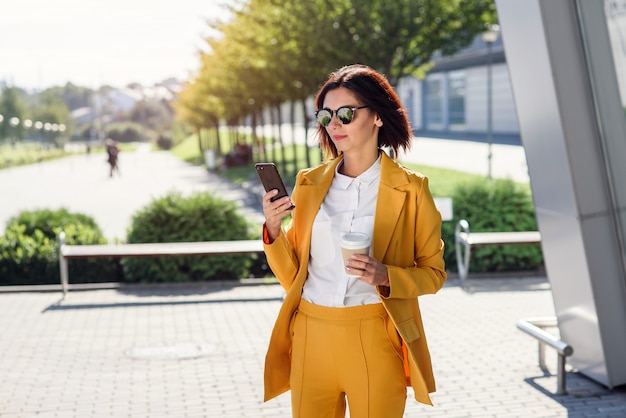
[282, 0, 496, 86]
[174, 76, 223, 157]
[177, 0, 497, 172]
[32, 91, 71, 145]
[43, 83, 92, 111]
[128, 100, 173, 132]
[196, 0, 332, 169]
[0, 87, 29, 142]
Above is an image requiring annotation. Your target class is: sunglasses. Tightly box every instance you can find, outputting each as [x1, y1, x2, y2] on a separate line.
[315, 106, 368, 127]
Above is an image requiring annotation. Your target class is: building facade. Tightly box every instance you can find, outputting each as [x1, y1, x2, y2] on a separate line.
[397, 35, 521, 145]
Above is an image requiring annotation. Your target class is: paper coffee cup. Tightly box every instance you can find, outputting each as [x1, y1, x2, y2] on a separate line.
[340, 232, 371, 277]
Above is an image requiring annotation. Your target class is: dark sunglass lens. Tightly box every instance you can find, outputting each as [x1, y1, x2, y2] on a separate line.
[337, 107, 355, 124]
[316, 109, 332, 126]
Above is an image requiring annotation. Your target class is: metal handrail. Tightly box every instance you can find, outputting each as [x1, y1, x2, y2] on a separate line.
[517, 317, 573, 395]
[454, 219, 471, 285]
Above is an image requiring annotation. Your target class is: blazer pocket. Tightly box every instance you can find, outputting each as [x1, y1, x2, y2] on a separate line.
[383, 315, 404, 360]
[289, 309, 299, 340]
[396, 318, 421, 343]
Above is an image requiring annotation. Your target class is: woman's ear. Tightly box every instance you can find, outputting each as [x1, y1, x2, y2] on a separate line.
[374, 114, 383, 127]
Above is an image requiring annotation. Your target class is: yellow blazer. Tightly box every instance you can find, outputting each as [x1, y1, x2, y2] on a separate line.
[263, 152, 447, 405]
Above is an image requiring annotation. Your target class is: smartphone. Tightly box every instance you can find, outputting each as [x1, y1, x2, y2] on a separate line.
[255, 163, 295, 209]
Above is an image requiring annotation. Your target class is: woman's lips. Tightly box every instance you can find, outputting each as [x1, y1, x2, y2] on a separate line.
[333, 134, 347, 141]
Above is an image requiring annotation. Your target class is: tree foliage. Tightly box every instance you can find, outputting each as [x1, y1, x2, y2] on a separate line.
[176, 0, 497, 171]
[44, 83, 92, 111]
[1, 85, 73, 144]
[0, 87, 29, 141]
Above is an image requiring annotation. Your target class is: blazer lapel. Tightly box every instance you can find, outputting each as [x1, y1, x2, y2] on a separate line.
[293, 158, 341, 267]
[294, 154, 407, 265]
[373, 153, 409, 261]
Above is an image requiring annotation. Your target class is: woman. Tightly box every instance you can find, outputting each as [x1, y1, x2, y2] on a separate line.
[261, 64, 446, 418]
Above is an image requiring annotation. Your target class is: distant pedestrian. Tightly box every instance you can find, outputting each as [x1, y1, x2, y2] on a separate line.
[261, 64, 447, 417]
[105, 138, 120, 177]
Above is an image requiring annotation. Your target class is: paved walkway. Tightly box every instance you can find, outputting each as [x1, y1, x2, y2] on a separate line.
[2, 278, 625, 417]
[0, 145, 265, 241]
[2, 140, 626, 417]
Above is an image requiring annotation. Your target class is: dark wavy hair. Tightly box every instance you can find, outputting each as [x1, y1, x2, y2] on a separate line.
[314, 64, 413, 160]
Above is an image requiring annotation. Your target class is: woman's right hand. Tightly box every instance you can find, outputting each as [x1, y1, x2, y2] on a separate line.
[263, 189, 294, 242]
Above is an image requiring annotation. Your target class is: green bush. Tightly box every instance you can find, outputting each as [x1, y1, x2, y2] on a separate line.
[122, 191, 262, 282]
[441, 179, 543, 274]
[0, 209, 120, 285]
[105, 122, 144, 143]
[0, 142, 65, 170]
[0, 224, 57, 282]
[156, 133, 174, 150]
[9, 208, 99, 239]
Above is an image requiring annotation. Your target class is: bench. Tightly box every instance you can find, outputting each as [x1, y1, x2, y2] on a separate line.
[58, 231, 264, 297]
[454, 219, 541, 285]
[517, 317, 573, 395]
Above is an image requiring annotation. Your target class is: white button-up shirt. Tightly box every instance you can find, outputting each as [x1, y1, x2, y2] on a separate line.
[302, 155, 382, 307]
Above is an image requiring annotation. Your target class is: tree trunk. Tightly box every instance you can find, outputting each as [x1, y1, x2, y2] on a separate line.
[214, 117, 222, 158]
[290, 101, 298, 175]
[269, 107, 277, 163]
[301, 99, 312, 167]
[196, 127, 204, 155]
[257, 110, 266, 161]
[275, 104, 287, 173]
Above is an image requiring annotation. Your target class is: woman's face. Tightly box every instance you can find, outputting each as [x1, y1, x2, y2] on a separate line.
[322, 87, 381, 156]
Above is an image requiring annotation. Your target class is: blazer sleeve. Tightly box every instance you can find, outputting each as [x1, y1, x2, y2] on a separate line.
[262, 172, 305, 292]
[263, 227, 300, 291]
[381, 176, 447, 298]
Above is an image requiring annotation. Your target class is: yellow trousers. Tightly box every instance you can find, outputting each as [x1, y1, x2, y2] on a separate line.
[290, 299, 407, 418]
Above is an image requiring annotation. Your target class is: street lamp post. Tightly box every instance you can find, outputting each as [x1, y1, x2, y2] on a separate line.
[9, 117, 20, 144]
[482, 24, 500, 178]
[23, 119, 33, 140]
[34, 121, 43, 144]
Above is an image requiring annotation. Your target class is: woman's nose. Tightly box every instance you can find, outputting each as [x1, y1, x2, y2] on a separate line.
[327, 113, 342, 128]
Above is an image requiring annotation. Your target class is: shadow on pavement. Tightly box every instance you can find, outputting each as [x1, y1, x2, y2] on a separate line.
[446, 275, 551, 294]
[43, 296, 284, 312]
[524, 372, 626, 416]
[41, 278, 283, 312]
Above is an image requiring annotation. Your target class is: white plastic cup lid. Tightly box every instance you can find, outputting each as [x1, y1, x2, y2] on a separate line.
[340, 232, 371, 249]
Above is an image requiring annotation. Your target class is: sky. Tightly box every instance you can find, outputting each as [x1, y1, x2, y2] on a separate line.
[0, 0, 233, 90]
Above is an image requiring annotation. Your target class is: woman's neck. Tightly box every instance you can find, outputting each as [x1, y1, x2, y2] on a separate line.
[339, 149, 380, 178]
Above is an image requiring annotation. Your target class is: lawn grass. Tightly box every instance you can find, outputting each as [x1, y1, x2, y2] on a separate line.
[0, 141, 144, 170]
[0, 142, 65, 169]
[170, 135, 205, 165]
[399, 163, 488, 197]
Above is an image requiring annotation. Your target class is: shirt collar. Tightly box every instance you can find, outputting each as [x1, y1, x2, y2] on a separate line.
[334, 153, 382, 189]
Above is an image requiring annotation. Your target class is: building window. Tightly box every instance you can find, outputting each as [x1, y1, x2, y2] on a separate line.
[426, 78, 443, 129]
[448, 73, 466, 126]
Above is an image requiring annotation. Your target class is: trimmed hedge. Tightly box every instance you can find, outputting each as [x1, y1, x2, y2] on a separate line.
[0, 208, 121, 285]
[440, 179, 544, 274]
[122, 191, 263, 282]
[0, 180, 542, 285]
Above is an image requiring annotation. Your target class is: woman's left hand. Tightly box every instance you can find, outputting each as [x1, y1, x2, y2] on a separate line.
[346, 254, 390, 287]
